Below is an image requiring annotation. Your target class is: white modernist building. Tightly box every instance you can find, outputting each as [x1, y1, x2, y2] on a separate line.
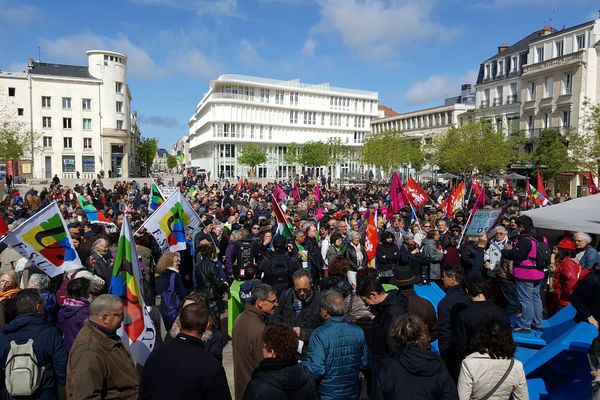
[0, 50, 137, 179]
[187, 74, 379, 179]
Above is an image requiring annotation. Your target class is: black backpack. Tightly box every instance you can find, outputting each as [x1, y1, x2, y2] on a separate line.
[267, 254, 291, 295]
[526, 235, 551, 270]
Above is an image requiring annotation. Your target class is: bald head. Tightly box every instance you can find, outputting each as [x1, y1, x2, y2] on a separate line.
[89, 294, 123, 318]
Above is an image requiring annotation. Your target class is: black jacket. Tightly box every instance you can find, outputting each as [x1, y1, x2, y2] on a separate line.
[460, 241, 485, 279]
[193, 258, 228, 301]
[368, 289, 408, 358]
[372, 347, 458, 400]
[571, 270, 600, 323]
[0, 313, 68, 400]
[139, 333, 231, 400]
[259, 252, 300, 297]
[320, 275, 353, 298]
[437, 286, 469, 357]
[376, 243, 404, 275]
[304, 237, 324, 283]
[242, 358, 317, 400]
[345, 244, 367, 271]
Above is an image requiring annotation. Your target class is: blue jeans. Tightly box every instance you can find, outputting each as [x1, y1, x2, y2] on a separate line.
[515, 280, 543, 330]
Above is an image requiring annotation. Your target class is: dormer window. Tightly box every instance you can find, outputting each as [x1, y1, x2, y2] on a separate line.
[484, 63, 491, 79]
[536, 47, 544, 63]
[511, 55, 518, 72]
[497, 60, 504, 76]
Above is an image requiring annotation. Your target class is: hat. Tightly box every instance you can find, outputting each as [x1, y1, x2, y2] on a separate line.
[273, 235, 287, 251]
[391, 266, 417, 287]
[557, 239, 576, 251]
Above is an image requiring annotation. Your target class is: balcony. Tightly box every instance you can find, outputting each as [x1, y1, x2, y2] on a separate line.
[493, 97, 503, 107]
[523, 50, 584, 76]
[211, 92, 257, 102]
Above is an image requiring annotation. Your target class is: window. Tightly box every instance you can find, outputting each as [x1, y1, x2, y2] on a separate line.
[62, 97, 71, 110]
[8, 87, 15, 97]
[528, 81, 536, 101]
[17, 108, 23, 116]
[563, 111, 571, 128]
[497, 60, 504, 76]
[289, 110, 298, 123]
[82, 156, 95, 172]
[63, 118, 72, 129]
[528, 115, 534, 131]
[545, 77, 553, 97]
[543, 113, 549, 128]
[42, 96, 51, 108]
[42, 116, 51, 128]
[260, 89, 269, 103]
[555, 41, 564, 57]
[511, 56, 518, 72]
[536, 47, 544, 63]
[63, 137, 73, 149]
[275, 90, 285, 105]
[564, 73, 572, 94]
[577, 34, 586, 50]
[83, 118, 92, 130]
[116, 101, 123, 113]
[83, 138, 92, 149]
[290, 92, 298, 106]
[484, 63, 491, 79]
[43, 136, 52, 148]
[62, 155, 75, 172]
[115, 81, 123, 93]
[82, 98, 91, 111]
[116, 120, 124, 130]
[219, 144, 236, 158]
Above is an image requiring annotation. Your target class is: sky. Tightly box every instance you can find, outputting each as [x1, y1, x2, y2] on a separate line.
[0, 0, 598, 148]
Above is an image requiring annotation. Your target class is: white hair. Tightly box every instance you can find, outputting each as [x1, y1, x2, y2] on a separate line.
[28, 273, 50, 291]
[575, 232, 592, 244]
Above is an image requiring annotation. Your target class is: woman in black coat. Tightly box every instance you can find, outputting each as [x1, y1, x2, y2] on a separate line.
[373, 315, 458, 400]
[193, 244, 229, 321]
[376, 231, 404, 282]
[243, 324, 317, 400]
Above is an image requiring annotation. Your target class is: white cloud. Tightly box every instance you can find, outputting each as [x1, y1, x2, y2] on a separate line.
[128, 0, 240, 17]
[471, 0, 566, 9]
[0, 0, 43, 27]
[302, 39, 316, 56]
[168, 50, 218, 79]
[309, 0, 460, 59]
[40, 33, 167, 79]
[404, 70, 477, 105]
[238, 39, 265, 66]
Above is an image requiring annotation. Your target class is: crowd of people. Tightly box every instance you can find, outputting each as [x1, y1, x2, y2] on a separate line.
[0, 172, 598, 399]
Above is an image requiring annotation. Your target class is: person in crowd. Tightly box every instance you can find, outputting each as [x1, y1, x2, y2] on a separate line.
[346, 230, 367, 278]
[193, 244, 229, 322]
[460, 234, 487, 279]
[413, 222, 428, 247]
[27, 273, 59, 326]
[243, 324, 317, 400]
[67, 294, 139, 399]
[485, 226, 521, 316]
[326, 232, 345, 266]
[304, 223, 324, 285]
[553, 238, 581, 308]
[58, 278, 91, 352]
[156, 251, 187, 330]
[259, 235, 301, 296]
[356, 268, 408, 360]
[437, 219, 452, 249]
[90, 238, 113, 288]
[457, 321, 528, 400]
[0, 271, 21, 323]
[372, 315, 458, 400]
[385, 215, 406, 248]
[501, 215, 544, 333]
[421, 230, 445, 282]
[304, 290, 370, 400]
[239, 266, 263, 305]
[139, 302, 231, 400]
[251, 229, 272, 267]
[233, 284, 278, 400]
[376, 231, 405, 282]
[271, 269, 322, 360]
[0, 289, 68, 399]
[574, 232, 598, 269]
[438, 264, 470, 381]
[391, 265, 438, 340]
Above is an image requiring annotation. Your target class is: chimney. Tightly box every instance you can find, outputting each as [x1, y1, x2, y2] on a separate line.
[539, 26, 553, 36]
[498, 43, 509, 53]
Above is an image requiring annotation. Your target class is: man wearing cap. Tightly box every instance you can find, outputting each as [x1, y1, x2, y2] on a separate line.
[391, 266, 438, 340]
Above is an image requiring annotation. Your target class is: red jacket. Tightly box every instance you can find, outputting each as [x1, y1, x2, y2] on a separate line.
[554, 258, 582, 307]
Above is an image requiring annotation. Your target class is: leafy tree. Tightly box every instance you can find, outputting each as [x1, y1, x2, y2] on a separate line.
[433, 120, 516, 176]
[578, 99, 600, 173]
[137, 137, 158, 177]
[166, 155, 178, 169]
[299, 141, 330, 167]
[362, 131, 425, 174]
[284, 143, 299, 165]
[530, 128, 569, 179]
[0, 120, 39, 161]
[238, 143, 267, 177]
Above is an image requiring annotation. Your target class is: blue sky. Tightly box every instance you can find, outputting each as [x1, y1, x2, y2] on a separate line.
[0, 0, 597, 148]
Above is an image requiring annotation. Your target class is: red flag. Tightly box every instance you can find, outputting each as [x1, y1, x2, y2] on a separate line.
[274, 184, 287, 201]
[389, 172, 408, 214]
[293, 181, 300, 202]
[471, 176, 481, 198]
[537, 169, 547, 197]
[588, 173, 599, 195]
[0, 215, 8, 236]
[235, 176, 244, 191]
[405, 177, 430, 209]
[365, 211, 378, 267]
[315, 207, 324, 220]
[470, 186, 486, 219]
[505, 179, 513, 197]
[314, 183, 321, 203]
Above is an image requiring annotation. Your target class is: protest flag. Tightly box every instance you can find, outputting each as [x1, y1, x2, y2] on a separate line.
[0, 215, 8, 236]
[0, 202, 81, 277]
[365, 211, 378, 268]
[76, 194, 114, 225]
[139, 191, 201, 252]
[405, 177, 430, 209]
[536, 169, 547, 197]
[149, 183, 165, 212]
[293, 181, 300, 202]
[109, 215, 155, 366]
[471, 176, 481, 198]
[588, 173, 598, 195]
[389, 172, 409, 214]
[271, 194, 294, 238]
[529, 184, 549, 206]
[470, 186, 486, 219]
[235, 177, 244, 191]
[314, 183, 321, 204]
[274, 184, 287, 201]
[505, 179, 513, 197]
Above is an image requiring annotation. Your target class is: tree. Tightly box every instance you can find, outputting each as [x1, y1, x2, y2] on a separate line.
[137, 137, 158, 177]
[166, 155, 178, 170]
[327, 138, 351, 178]
[530, 128, 569, 179]
[299, 141, 330, 167]
[0, 119, 38, 162]
[284, 143, 299, 165]
[238, 143, 267, 177]
[577, 99, 600, 173]
[361, 131, 425, 174]
[433, 120, 516, 176]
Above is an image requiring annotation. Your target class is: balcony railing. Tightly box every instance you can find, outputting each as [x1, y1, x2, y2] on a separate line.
[523, 50, 584, 75]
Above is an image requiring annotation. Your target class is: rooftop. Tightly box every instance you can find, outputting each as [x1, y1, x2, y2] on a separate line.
[28, 61, 96, 79]
[529, 20, 594, 43]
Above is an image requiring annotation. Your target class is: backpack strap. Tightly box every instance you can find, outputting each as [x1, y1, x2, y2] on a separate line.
[480, 358, 514, 400]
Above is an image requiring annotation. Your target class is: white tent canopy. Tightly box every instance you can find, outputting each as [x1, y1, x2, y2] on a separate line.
[522, 194, 600, 234]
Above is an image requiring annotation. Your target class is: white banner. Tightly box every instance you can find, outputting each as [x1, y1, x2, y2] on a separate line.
[466, 208, 504, 237]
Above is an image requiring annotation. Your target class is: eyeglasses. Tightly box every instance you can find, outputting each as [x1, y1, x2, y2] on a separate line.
[261, 298, 277, 304]
[423, 225, 431, 228]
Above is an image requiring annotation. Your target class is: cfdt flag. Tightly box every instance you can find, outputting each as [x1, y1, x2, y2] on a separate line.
[76, 194, 114, 225]
[149, 183, 165, 212]
[365, 211, 378, 268]
[140, 191, 200, 252]
[0, 202, 81, 277]
[405, 177, 430, 209]
[109, 215, 155, 365]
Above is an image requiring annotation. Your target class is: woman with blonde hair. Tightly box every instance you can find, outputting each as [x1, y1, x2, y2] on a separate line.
[0, 271, 21, 323]
[156, 252, 187, 329]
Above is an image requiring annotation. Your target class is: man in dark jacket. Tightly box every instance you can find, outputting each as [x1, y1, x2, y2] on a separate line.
[259, 235, 301, 296]
[437, 264, 470, 381]
[303, 224, 324, 285]
[139, 302, 231, 400]
[0, 289, 68, 400]
[271, 269, 322, 360]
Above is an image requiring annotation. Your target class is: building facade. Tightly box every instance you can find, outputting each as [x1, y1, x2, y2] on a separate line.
[186, 74, 379, 179]
[0, 50, 137, 180]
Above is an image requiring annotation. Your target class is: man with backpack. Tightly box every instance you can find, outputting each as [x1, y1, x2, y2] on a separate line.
[259, 235, 300, 297]
[0, 289, 68, 399]
[501, 215, 548, 333]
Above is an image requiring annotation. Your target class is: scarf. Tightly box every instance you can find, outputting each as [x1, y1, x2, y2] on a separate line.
[0, 287, 21, 302]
